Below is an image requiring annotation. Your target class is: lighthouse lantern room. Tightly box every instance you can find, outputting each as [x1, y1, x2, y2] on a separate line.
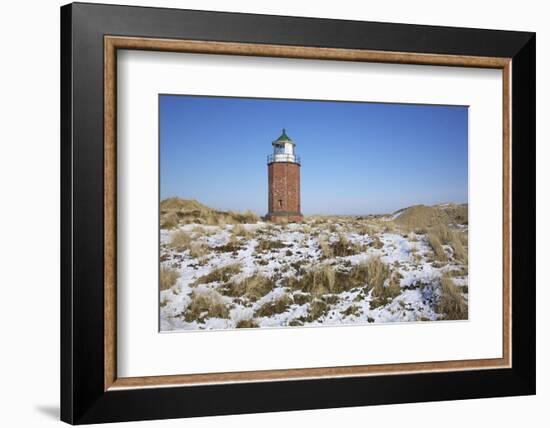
[266, 129, 303, 223]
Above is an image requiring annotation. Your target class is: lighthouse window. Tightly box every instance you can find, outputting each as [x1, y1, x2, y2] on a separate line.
[278, 199, 283, 209]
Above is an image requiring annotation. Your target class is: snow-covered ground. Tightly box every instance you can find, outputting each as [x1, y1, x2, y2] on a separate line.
[160, 218, 468, 331]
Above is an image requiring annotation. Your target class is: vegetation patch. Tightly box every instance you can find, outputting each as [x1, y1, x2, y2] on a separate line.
[393, 204, 468, 231]
[305, 300, 330, 322]
[212, 236, 244, 253]
[255, 239, 287, 253]
[218, 273, 276, 301]
[255, 295, 293, 317]
[232, 224, 253, 238]
[368, 236, 384, 249]
[285, 264, 336, 295]
[292, 292, 311, 305]
[169, 230, 192, 251]
[193, 263, 241, 285]
[183, 290, 230, 322]
[329, 234, 363, 257]
[160, 197, 259, 228]
[428, 224, 467, 263]
[369, 278, 402, 309]
[436, 274, 468, 320]
[427, 232, 447, 262]
[160, 266, 179, 290]
[236, 318, 259, 328]
[321, 294, 340, 305]
[342, 304, 361, 317]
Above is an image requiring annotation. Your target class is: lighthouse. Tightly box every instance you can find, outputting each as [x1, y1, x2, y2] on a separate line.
[266, 129, 303, 222]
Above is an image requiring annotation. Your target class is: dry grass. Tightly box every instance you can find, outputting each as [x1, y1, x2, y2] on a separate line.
[393, 204, 468, 231]
[342, 304, 361, 317]
[232, 224, 253, 238]
[160, 266, 179, 290]
[236, 318, 259, 328]
[219, 273, 276, 301]
[255, 295, 293, 317]
[368, 236, 384, 249]
[292, 292, 311, 305]
[285, 257, 396, 300]
[369, 273, 402, 308]
[255, 239, 287, 253]
[193, 263, 241, 285]
[285, 264, 336, 295]
[228, 210, 260, 224]
[356, 257, 392, 296]
[429, 224, 467, 263]
[188, 241, 208, 258]
[305, 299, 330, 321]
[212, 235, 244, 253]
[450, 237, 467, 263]
[318, 234, 333, 258]
[160, 198, 259, 228]
[169, 230, 192, 250]
[427, 232, 447, 262]
[354, 222, 375, 236]
[160, 212, 179, 229]
[447, 266, 469, 277]
[436, 274, 468, 320]
[329, 234, 362, 257]
[168, 230, 208, 258]
[183, 289, 230, 322]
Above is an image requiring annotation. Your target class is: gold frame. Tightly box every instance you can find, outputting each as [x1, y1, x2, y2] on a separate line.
[104, 36, 512, 391]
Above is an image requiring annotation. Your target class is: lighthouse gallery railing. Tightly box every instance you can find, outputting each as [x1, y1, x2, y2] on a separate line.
[267, 154, 301, 164]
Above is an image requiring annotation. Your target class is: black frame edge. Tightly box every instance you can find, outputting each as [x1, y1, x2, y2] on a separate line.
[510, 33, 536, 393]
[60, 3, 74, 425]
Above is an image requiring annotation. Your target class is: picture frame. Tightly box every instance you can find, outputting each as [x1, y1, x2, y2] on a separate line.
[60, 2, 535, 424]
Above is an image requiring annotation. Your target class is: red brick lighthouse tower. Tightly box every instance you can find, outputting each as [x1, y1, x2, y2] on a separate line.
[266, 129, 303, 222]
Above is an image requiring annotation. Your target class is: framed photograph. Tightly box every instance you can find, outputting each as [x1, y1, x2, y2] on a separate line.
[61, 2, 535, 424]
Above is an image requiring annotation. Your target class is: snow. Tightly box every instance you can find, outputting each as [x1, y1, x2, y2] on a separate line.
[160, 220, 468, 331]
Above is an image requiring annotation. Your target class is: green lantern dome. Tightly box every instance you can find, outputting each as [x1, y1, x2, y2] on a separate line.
[273, 128, 294, 144]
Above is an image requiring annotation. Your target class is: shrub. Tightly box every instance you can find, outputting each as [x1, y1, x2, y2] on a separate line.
[184, 289, 230, 322]
[160, 266, 179, 290]
[193, 263, 241, 285]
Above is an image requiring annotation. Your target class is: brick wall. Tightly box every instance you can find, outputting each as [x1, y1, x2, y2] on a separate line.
[267, 162, 302, 221]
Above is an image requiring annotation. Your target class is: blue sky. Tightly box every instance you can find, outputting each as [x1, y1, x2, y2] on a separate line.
[160, 95, 468, 215]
